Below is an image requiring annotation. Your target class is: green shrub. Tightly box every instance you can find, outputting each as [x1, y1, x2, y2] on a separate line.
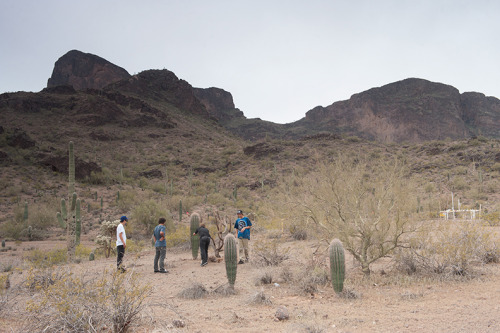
[75, 244, 92, 259]
[132, 200, 169, 235]
[452, 177, 469, 191]
[483, 212, 500, 226]
[25, 248, 67, 268]
[165, 224, 190, 248]
[116, 190, 139, 211]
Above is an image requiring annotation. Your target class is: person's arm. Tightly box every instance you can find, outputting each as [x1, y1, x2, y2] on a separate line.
[119, 232, 126, 248]
[160, 227, 165, 240]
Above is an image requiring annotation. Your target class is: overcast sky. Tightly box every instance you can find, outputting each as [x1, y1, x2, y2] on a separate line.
[1, 0, 499, 124]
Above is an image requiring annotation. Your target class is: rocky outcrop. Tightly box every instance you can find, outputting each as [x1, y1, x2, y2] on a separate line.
[6, 128, 35, 149]
[37, 153, 102, 180]
[193, 87, 244, 121]
[108, 69, 210, 118]
[47, 50, 130, 90]
[295, 78, 500, 143]
[461, 92, 500, 138]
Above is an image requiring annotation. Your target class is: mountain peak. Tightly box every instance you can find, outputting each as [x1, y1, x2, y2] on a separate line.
[47, 50, 130, 90]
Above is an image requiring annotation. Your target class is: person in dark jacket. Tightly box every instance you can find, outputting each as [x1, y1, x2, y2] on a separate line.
[193, 223, 211, 266]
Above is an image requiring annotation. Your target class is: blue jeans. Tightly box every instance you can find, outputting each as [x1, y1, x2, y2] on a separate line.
[154, 246, 166, 271]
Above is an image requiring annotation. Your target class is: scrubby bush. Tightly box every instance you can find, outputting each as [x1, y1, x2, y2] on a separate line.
[0, 198, 58, 240]
[75, 244, 93, 259]
[394, 221, 498, 277]
[253, 239, 290, 266]
[25, 248, 67, 268]
[178, 283, 207, 299]
[165, 224, 190, 248]
[483, 212, 500, 226]
[25, 268, 151, 332]
[132, 199, 170, 235]
[116, 190, 139, 211]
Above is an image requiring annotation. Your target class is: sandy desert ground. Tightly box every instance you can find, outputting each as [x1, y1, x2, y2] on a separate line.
[1, 231, 499, 333]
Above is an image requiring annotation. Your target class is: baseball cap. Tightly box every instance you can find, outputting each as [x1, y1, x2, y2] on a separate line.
[120, 216, 128, 222]
[237, 210, 243, 215]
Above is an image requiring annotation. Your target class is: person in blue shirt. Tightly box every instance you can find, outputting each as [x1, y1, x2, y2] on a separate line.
[153, 217, 168, 273]
[234, 210, 252, 264]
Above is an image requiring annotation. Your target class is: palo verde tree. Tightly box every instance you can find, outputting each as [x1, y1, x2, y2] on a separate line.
[277, 153, 419, 275]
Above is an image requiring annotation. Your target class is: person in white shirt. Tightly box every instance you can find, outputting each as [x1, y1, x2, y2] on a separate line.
[116, 216, 128, 272]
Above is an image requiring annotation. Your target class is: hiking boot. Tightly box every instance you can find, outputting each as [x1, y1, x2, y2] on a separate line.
[238, 260, 245, 264]
[201, 262, 208, 267]
[158, 269, 169, 273]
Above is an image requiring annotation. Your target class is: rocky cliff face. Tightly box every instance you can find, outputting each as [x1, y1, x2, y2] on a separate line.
[108, 69, 210, 118]
[47, 50, 131, 90]
[296, 78, 499, 142]
[193, 87, 245, 122]
[461, 92, 500, 138]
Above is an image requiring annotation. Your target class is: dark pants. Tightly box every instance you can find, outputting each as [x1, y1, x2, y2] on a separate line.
[200, 236, 210, 264]
[117, 245, 125, 268]
[154, 246, 167, 271]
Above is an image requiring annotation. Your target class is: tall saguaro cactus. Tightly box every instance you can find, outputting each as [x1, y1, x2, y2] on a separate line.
[56, 141, 83, 261]
[329, 238, 346, 294]
[224, 233, 238, 289]
[190, 212, 200, 259]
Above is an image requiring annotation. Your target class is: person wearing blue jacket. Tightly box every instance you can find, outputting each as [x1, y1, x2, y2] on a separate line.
[234, 210, 252, 264]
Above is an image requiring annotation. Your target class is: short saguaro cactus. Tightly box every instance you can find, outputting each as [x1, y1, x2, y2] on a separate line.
[190, 213, 201, 259]
[224, 233, 238, 289]
[329, 238, 346, 294]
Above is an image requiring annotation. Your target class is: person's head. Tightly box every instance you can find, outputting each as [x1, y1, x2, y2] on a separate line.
[200, 223, 205, 228]
[120, 216, 128, 224]
[237, 210, 243, 218]
[158, 217, 166, 225]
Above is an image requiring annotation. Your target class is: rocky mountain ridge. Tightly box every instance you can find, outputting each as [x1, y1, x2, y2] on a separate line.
[7, 50, 500, 143]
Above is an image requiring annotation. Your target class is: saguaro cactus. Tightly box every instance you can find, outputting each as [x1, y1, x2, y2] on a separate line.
[190, 213, 200, 259]
[179, 200, 183, 222]
[57, 199, 67, 228]
[329, 238, 346, 294]
[23, 202, 28, 224]
[75, 198, 81, 245]
[55, 141, 84, 262]
[224, 233, 238, 288]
